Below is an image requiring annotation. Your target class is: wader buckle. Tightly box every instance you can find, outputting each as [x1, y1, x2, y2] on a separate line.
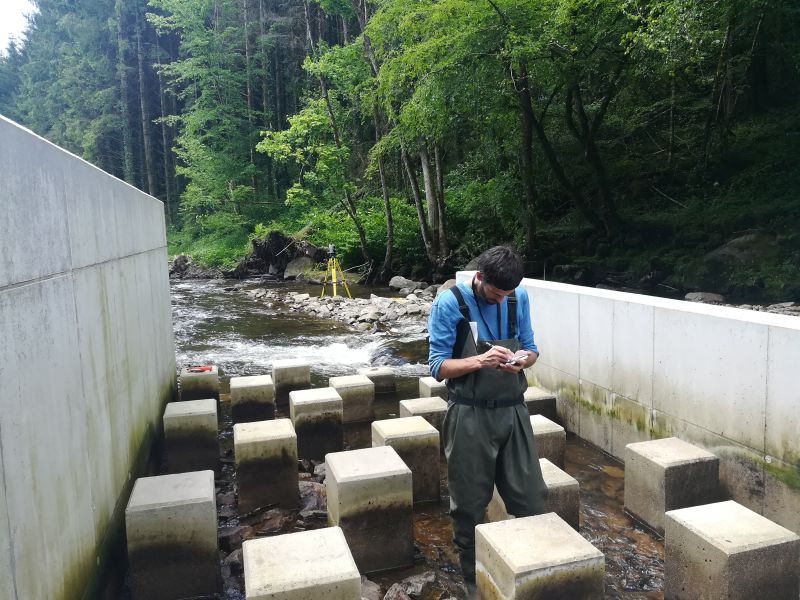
[485, 397, 497, 409]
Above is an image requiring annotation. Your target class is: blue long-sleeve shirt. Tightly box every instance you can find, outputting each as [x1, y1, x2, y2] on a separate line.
[427, 281, 539, 380]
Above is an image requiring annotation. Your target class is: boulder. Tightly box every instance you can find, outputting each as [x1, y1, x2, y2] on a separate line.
[389, 276, 425, 291]
[685, 292, 726, 303]
[284, 256, 314, 279]
[435, 279, 457, 297]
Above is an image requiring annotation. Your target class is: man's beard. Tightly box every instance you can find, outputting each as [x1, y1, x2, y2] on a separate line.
[477, 282, 499, 304]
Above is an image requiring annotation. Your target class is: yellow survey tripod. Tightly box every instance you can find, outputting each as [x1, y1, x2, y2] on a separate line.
[320, 244, 352, 299]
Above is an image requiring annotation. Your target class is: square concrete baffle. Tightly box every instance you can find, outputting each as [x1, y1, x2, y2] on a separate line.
[163, 399, 219, 473]
[234, 419, 298, 512]
[326, 446, 413, 573]
[625, 436, 719, 533]
[125, 470, 218, 600]
[289, 387, 344, 461]
[486, 458, 580, 529]
[418, 376, 447, 400]
[271, 359, 311, 405]
[329, 374, 374, 423]
[243, 527, 361, 600]
[398, 397, 448, 432]
[230, 374, 275, 423]
[179, 365, 219, 401]
[476, 513, 604, 599]
[372, 416, 440, 504]
[357, 366, 396, 394]
[665, 500, 800, 600]
[524, 385, 557, 420]
[531, 414, 566, 469]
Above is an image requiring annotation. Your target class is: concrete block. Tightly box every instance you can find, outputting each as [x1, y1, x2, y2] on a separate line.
[486, 458, 580, 529]
[329, 374, 374, 423]
[531, 414, 566, 469]
[230, 374, 275, 423]
[398, 397, 448, 432]
[234, 419, 298, 512]
[125, 471, 218, 600]
[625, 437, 719, 533]
[523, 385, 557, 420]
[271, 359, 311, 405]
[163, 399, 218, 473]
[289, 387, 343, 461]
[179, 365, 219, 401]
[372, 416, 440, 503]
[476, 513, 604, 599]
[326, 446, 413, 573]
[665, 500, 800, 600]
[418, 376, 447, 400]
[357, 366, 396, 394]
[243, 527, 360, 600]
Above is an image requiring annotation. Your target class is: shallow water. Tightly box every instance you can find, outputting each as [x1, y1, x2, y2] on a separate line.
[154, 279, 666, 599]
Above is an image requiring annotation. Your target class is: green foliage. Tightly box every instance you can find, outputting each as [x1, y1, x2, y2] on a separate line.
[169, 211, 252, 269]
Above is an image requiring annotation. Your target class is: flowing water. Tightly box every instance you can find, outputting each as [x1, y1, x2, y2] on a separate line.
[163, 278, 665, 599]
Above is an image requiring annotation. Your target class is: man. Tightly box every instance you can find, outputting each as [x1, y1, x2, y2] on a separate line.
[427, 245, 547, 584]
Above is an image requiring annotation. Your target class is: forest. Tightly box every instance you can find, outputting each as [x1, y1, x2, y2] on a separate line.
[1, 0, 799, 300]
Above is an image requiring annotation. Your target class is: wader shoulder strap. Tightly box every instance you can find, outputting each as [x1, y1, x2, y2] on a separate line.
[507, 291, 517, 339]
[448, 286, 473, 360]
[449, 285, 471, 321]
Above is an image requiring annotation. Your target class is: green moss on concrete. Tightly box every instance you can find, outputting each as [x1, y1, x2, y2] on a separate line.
[79, 377, 174, 600]
[763, 460, 800, 492]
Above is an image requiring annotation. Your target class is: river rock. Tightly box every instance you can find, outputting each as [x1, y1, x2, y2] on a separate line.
[685, 292, 726, 303]
[383, 584, 412, 600]
[299, 480, 326, 511]
[390, 276, 426, 291]
[435, 279, 457, 297]
[361, 576, 382, 600]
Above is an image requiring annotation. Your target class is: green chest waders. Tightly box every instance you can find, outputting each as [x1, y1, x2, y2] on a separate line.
[441, 286, 547, 582]
[446, 285, 528, 406]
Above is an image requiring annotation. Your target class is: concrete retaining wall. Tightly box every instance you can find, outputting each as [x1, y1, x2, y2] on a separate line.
[457, 272, 800, 534]
[0, 116, 176, 599]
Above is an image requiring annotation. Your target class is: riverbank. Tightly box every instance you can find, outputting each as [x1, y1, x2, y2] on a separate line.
[236, 280, 799, 340]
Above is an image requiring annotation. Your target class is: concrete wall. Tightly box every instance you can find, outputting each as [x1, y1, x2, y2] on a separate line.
[457, 272, 800, 534]
[0, 116, 176, 599]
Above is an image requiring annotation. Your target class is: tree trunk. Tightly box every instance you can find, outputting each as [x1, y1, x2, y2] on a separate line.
[433, 143, 449, 257]
[156, 42, 173, 225]
[402, 147, 435, 263]
[418, 143, 439, 254]
[374, 108, 393, 282]
[515, 64, 538, 255]
[304, 0, 372, 274]
[115, 0, 134, 184]
[135, 5, 156, 197]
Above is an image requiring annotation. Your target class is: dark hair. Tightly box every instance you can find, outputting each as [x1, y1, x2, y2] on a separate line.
[476, 246, 524, 290]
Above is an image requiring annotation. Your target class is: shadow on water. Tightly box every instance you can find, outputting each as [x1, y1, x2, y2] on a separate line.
[118, 280, 666, 599]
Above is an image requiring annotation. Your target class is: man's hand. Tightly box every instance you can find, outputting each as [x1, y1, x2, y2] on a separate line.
[476, 345, 515, 369]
